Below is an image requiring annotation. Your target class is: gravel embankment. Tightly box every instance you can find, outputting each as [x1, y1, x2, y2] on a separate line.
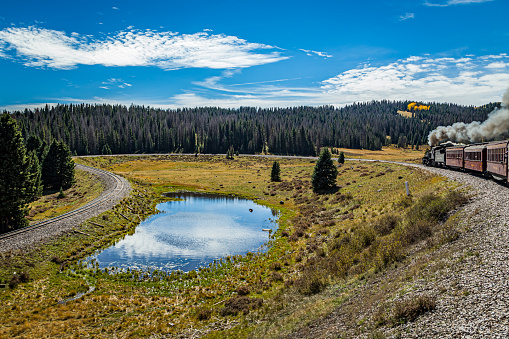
[291, 163, 509, 338]
[382, 164, 509, 338]
[0, 164, 131, 253]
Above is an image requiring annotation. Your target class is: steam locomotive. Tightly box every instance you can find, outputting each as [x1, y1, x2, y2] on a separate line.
[422, 140, 509, 181]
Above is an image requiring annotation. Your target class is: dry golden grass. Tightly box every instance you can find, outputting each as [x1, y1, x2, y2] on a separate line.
[334, 145, 426, 162]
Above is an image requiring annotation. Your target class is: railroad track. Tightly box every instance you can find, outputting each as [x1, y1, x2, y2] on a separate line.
[0, 164, 130, 243]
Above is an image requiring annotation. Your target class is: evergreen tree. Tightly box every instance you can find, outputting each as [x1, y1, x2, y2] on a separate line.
[102, 143, 112, 155]
[271, 161, 281, 182]
[312, 148, 338, 192]
[42, 140, 75, 190]
[338, 151, 345, 165]
[226, 145, 235, 159]
[59, 141, 75, 189]
[0, 113, 31, 233]
[26, 150, 43, 202]
[26, 134, 47, 163]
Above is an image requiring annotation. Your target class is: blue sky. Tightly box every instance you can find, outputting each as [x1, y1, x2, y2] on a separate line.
[0, 0, 508, 111]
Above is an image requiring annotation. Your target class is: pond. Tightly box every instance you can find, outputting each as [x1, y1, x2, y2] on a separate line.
[88, 192, 279, 272]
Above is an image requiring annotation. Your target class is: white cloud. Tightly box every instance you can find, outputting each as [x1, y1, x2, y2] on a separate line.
[486, 62, 509, 69]
[321, 54, 509, 105]
[399, 13, 415, 21]
[100, 78, 132, 89]
[299, 49, 332, 58]
[112, 7, 119, 10]
[425, 0, 493, 7]
[0, 26, 288, 70]
[172, 54, 509, 108]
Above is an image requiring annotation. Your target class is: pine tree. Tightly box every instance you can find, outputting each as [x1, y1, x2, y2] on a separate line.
[312, 148, 338, 192]
[271, 161, 281, 182]
[0, 113, 31, 233]
[42, 140, 75, 190]
[59, 141, 75, 189]
[26, 150, 43, 202]
[338, 151, 345, 165]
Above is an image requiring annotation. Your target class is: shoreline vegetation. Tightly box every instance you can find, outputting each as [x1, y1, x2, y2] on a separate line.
[0, 150, 468, 338]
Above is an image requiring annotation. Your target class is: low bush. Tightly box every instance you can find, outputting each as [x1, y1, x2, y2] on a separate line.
[195, 307, 212, 321]
[293, 268, 328, 295]
[392, 295, 436, 324]
[219, 296, 263, 316]
[236, 285, 250, 296]
[401, 220, 434, 245]
[373, 214, 401, 236]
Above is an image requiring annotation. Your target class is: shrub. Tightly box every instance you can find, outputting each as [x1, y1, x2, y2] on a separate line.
[402, 220, 434, 245]
[294, 268, 328, 295]
[271, 262, 282, 271]
[407, 193, 448, 223]
[392, 295, 436, 324]
[395, 195, 413, 209]
[195, 307, 212, 321]
[374, 237, 403, 269]
[444, 190, 469, 209]
[236, 285, 250, 296]
[219, 296, 263, 316]
[51, 256, 63, 264]
[8, 272, 28, 289]
[271, 272, 284, 282]
[373, 214, 401, 236]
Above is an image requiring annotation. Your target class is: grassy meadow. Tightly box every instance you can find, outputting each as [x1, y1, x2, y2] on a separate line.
[0, 150, 470, 338]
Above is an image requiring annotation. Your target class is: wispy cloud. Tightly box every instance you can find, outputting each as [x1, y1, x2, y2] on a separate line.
[100, 78, 132, 90]
[172, 54, 509, 108]
[299, 49, 332, 58]
[399, 13, 415, 21]
[424, 0, 493, 7]
[0, 26, 289, 70]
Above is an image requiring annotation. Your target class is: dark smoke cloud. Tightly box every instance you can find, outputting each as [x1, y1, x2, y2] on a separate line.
[428, 88, 509, 146]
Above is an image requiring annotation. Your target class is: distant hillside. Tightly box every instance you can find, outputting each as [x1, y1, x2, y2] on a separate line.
[9, 101, 499, 156]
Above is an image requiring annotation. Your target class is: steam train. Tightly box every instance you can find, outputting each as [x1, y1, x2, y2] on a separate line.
[422, 140, 509, 181]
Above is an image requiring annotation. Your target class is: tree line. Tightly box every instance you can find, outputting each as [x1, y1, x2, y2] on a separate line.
[0, 113, 75, 233]
[8, 101, 498, 157]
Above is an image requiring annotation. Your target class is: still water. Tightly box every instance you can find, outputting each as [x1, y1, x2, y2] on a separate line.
[89, 192, 278, 272]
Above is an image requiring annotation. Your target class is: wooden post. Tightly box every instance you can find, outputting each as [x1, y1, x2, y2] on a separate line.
[405, 181, 410, 196]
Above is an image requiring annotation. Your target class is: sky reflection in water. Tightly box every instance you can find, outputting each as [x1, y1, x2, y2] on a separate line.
[90, 192, 278, 272]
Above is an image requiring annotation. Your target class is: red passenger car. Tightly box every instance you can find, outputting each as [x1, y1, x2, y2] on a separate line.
[463, 144, 487, 173]
[445, 146, 466, 168]
[486, 140, 509, 180]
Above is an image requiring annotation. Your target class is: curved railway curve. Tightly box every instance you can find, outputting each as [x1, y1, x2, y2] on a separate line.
[0, 164, 131, 253]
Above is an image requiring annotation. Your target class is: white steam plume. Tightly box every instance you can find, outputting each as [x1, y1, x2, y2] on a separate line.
[428, 88, 509, 146]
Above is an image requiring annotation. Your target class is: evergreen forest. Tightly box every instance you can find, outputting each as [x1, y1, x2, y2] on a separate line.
[9, 101, 500, 156]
